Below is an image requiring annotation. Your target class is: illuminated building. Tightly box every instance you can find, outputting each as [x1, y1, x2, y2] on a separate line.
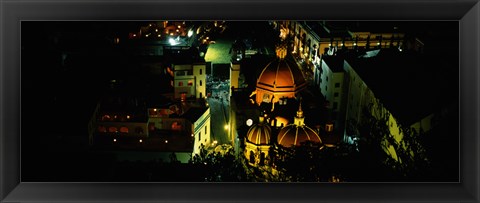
[272, 21, 422, 75]
[313, 49, 455, 161]
[123, 21, 196, 56]
[88, 58, 211, 161]
[173, 63, 207, 100]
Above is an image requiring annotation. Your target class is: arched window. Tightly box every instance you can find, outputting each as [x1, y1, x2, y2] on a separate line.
[119, 127, 129, 133]
[199, 80, 202, 86]
[259, 152, 265, 166]
[108, 127, 118, 133]
[101, 115, 111, 121]
[249, 151, 255, 164]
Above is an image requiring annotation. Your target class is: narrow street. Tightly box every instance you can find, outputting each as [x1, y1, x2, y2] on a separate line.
[207, 89, 230, 146]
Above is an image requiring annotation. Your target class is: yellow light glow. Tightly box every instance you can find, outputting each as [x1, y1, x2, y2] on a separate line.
[113, 139, 117, 142]
[155, 29, 158, 32]
[177, 25, 181, 29]
[158, 34, 161, 37]
[139, 139, 143, 143]
[153, 109, 157, 112]
[224, 124, 229, 130]
[165, 140, 168, 143]
[126, 115, 130, 119]
[133, 34, 136, 37]
[170, 33, 174, 36]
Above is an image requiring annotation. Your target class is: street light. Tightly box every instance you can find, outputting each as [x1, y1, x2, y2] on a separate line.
[224, 124, 229, 130]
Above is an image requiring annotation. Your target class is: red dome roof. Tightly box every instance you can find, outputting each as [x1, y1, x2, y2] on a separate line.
[246, 123, 271, 145]
[256, 59, 306, 93]
[277, 125, 322, 147]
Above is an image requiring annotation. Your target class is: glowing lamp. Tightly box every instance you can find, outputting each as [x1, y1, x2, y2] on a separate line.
[246, 119, 253, 127]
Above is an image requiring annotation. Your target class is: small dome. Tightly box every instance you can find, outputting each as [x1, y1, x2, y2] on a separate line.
[276, 102, 322, 147]
[246, 123, 271, 145]
[277, 125, 322, 147]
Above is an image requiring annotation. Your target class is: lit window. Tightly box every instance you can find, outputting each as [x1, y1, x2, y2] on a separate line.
[171, 122, 182, 130]
[101, 115, 111, 121]
[326, 123, 334, 132]
[188, 81, 193, 86]
[108, 127, 118, 133]
[120, 127, 129, 133]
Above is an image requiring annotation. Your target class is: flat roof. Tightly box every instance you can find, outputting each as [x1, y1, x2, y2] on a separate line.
[322, 55, 346, 73]
[346, 49, 458, 125]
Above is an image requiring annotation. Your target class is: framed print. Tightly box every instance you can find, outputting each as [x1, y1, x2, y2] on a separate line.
[1, 0, 479, 202]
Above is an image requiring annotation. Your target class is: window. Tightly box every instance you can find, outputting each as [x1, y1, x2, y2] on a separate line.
[333, 102, 338, 109]
[334, 92, 339, 97]
[199, 132, 201, 141]
[250, 151, 255, 164]
[108, 127, 118, 133]
[178, 81, 183, 86]
[188, 81, 193, 86]
[199, 69, 202, 75]
[171, 122, 182, 130]
[101, 115, 111, 121]
[200, 80, 202, 86]
[120, 127, 129, 133]
[205, 125, 207, 134]
[259, 153, 265, 166]
[98, 126, 107, 133]
[326, 76, 328, 81]
[326, 86, 327, 92]
[335, 83, 340, 88]
[326, 123, 334, 132]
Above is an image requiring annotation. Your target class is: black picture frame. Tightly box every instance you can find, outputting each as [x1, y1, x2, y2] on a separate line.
[1, 0, 478, 202]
